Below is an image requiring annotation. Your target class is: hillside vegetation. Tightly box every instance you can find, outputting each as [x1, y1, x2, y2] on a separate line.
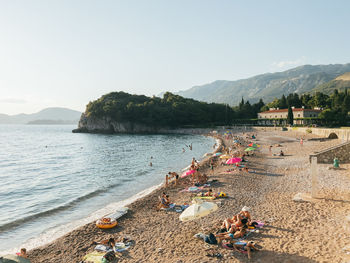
[176, 63, 350, 105]
[312, 72, 350, 95]
[85, 91, 264, 127]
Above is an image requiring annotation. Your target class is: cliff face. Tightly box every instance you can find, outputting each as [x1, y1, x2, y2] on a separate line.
[72, 113, 170, 134]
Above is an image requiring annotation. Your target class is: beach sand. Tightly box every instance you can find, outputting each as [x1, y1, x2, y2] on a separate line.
[27, 130, 350, 262]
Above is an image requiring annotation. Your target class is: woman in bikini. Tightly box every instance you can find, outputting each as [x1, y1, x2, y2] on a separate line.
[239, 206, 252, 224]
[222, 214, 247, 231]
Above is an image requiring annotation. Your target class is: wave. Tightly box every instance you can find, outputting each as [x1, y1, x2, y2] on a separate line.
[0, 182, 163, 256]
[0, 182, 122, 233]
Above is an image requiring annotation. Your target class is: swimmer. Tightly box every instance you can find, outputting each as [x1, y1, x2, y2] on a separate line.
[16, 248, 28, 258]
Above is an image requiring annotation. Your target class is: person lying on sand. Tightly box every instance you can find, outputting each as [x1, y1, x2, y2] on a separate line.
[16, 248, 28, 258]
[197, 188, 214, 197]
[215, 225, 248, 242]
[222, 240, 259, 259]
[233, 240, 259, 259]
[93, 238, 116, 249]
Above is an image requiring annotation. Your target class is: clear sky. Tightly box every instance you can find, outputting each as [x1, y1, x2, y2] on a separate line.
[1, 0, 350, 115]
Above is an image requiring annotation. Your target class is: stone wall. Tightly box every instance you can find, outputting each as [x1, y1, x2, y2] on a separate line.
[309, 141, 350, 164]
[288, 127, 350, 141]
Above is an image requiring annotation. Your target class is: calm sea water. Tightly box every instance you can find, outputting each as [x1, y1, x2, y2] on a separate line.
[0, 125, 215, 253]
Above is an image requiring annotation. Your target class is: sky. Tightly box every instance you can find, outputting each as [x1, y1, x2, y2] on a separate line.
[0, 0, 350, 115]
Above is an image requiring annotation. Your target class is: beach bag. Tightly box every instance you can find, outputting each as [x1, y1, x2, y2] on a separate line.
[102, 251, 116, 262]
[204, 233, 217, 245]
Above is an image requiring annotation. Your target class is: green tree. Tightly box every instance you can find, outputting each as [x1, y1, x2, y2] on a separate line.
[279, 95, 288, 109]
[287, 105, 294, 126]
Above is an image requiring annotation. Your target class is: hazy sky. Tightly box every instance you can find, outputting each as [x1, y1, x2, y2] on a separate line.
[1, 0, 350, 114]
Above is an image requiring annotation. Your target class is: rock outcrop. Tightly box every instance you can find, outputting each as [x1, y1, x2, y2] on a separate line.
[72, 113, 170, 134]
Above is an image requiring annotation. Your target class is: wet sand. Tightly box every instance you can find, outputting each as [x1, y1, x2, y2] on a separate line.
[27, 130, 350, 262]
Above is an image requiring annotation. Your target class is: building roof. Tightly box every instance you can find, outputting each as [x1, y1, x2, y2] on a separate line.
[259, 108, 322, 114]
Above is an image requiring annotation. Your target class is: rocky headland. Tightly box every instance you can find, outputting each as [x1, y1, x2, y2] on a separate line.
[72, 113, 169, 134]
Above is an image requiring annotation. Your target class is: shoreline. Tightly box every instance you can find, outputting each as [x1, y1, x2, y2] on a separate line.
[1, 132, 220, 256]
[25, 129, 350, 262]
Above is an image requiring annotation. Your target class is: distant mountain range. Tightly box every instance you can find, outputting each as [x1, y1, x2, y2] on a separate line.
[0, 107, 82, 124]
[175, 63, 350, 105]
[313, 72, 350, 94]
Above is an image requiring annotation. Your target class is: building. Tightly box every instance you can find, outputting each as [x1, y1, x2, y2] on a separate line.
[257, 107, 322, 125]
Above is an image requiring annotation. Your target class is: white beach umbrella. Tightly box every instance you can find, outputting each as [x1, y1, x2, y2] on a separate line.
[179, 200, 218, 222]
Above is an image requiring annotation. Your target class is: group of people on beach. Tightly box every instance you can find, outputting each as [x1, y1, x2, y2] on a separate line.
[155, 132, 262, 259]
[194, 206, 260, 259]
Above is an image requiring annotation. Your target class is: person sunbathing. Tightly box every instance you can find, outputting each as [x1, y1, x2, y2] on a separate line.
[205, 189, 214, 196]
[157, 193, 171, 209]
[222, 214, 248, 230]
[93, 238, 116, 249]
[239, 206, 252, 223]
[233, 240, 259, 259]
[215, 225, 248, 242]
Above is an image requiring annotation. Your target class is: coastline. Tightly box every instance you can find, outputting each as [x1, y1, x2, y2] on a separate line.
[1, 132, 220, 257]
[26, 129, 350, 262]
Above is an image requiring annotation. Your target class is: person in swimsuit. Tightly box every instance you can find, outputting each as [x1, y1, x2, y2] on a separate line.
[210, 159, 215, 173]
[222, 214, 248, 230]
[16, 248, 28, 258]
[93, 238, 116, 250]
[240, 206, 252, 225]
[157, 193, 170, 209]
[234, 240, 259, 259]
[215, 225, 248, 242]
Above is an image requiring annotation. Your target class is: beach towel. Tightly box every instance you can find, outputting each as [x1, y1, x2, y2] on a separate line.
[106, 207, 128, 220]
[160, 203, 176, 211]
[161, 204, 188, 213]
[94, 244, 113, 252]
[249, 220, 264, 229]
[193, 196, 216, 200]
[180, 186, 203, 193]
[82, 251, 105, 263]
[256, 220, 264, 228]
[114, 242, 132, 252]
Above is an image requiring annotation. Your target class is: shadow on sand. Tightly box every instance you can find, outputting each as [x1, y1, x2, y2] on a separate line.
[229, 249, 318, 263]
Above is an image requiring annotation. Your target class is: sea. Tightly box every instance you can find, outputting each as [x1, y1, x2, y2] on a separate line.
[0, 125, 215, 254]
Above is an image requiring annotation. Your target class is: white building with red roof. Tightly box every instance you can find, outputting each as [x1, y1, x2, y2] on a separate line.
[258, 107, 322, 125]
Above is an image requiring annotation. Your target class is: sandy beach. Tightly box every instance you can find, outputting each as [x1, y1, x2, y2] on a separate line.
[26, 129, 350, 263]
